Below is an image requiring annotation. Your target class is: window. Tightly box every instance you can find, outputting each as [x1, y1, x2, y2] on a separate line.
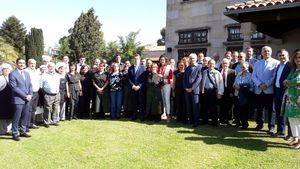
[227, 27, 243, 41]
[178, 30, 208, 44]
[251, 31, 265, 40]
[178, 48, 207, 60]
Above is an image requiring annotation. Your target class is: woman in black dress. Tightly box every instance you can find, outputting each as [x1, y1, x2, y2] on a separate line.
[78, 65, 93, 119]
[93, 63, 110, 119]
[0, 63, 13, 135]
[146, 63, 164, 122]
[66, 63, 82, 120]
[173, 61, 187, 123]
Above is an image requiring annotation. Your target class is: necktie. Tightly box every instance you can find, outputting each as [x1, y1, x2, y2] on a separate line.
[21, 71, 26, 80]
[222, 70, 226, 87]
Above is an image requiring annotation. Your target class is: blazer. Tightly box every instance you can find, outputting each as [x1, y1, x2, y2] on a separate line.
[9, 69, 33, 104]
[274, 62, 292, 92]
[202, 69, 224, 95]
[128, 65, 146, 90]
[220, 68, 236, 95]
[183, 64, 202, 95]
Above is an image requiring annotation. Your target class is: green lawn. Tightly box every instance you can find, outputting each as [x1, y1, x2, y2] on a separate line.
[0, 120, 299, 169]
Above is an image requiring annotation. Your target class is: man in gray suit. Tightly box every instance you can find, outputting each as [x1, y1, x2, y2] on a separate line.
[9, 58, 33, 141]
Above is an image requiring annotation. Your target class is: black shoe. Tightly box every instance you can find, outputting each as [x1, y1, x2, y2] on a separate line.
[44, 124, 50, 128]
[20, 133, 31, 138]
[254, 125, 263, 131]
[212, 122, 220, 127]
[12, 135, 20, 141]
[192, 124, 200, 128]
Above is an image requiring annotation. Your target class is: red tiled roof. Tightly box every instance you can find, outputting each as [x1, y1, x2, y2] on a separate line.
[226, 0, 300, 11]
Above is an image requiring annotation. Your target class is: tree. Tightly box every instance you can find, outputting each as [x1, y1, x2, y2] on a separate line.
[105, 41, 120, 61]
[69, 8, 106, 64]
[118, 31, 145, 61]
[25, 28, 44, 63]
[157, 27, 165, 46]
[0, 36, 20, 63]
[58, 36, 71, 56]
[0, 16, 27, 54]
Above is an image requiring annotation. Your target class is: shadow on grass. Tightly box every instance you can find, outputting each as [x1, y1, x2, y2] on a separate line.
[101, 118, 289, 151]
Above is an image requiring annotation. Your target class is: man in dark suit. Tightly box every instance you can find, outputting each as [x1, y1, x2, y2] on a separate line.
[9, 58, 33, 141]
[183, 53, 202, 127]
[272, 49, 291, 137]
[128, 54, 146, 120]
[219, 58, 236, 125]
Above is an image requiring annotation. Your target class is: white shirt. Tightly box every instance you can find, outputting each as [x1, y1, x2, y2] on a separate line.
[41, 72, 61, 94]
[25, 68, 41, 92]
[275, 63, 286, 88]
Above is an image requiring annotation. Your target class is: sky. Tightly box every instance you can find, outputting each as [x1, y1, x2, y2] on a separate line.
[0, 0, 166, 48]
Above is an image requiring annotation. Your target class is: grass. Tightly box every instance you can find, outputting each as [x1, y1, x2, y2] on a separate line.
[0, 119, 299, 169]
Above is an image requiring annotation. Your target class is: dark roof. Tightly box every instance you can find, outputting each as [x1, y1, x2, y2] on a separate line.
[226, 0, 300, 11]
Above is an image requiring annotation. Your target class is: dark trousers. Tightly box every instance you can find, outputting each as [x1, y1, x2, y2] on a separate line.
[238, 103, 249, 128]
[274, 87, 286, 134]
[185, 92, 200, 126]
[66, 97, 79, 120]
[28, 92, 39, 126]
[255, 93, 276, 130]
[219, 91, 233, 124]
[131, 90, 145, 120]
[12, 103, 30, 136]
[175, 91, 187, 123]
[203, 89, 218, 125]
[110, 90, 123, 119]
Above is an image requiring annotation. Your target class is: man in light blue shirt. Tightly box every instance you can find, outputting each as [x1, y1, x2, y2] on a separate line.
[252, 46, 279, 133]
[41, 62, 61, 127]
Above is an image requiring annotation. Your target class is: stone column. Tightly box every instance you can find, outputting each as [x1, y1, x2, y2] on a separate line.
[241, 22, 257, 49]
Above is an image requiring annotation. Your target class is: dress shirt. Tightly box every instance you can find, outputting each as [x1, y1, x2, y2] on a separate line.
[41, 72, 61, 94]
[275, 62, 286, 88]
[26, 68, 41, 92]
[252, 57, 279, 94]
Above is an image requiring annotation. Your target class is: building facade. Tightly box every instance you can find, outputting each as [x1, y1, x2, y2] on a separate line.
[165, 0, 297, 60]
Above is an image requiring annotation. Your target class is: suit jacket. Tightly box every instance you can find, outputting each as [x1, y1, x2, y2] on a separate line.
[220, 68, 236, 95]
[274, 62, 291, 93]
[183, 64, 202, 95]
[128, 65, 146, 90]
[9, 69, 33, 104]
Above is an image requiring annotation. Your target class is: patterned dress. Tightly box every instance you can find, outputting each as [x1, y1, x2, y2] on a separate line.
[282, 68, 300, 118]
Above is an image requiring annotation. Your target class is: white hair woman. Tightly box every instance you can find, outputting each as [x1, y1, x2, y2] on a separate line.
[0, 63, 13, 135]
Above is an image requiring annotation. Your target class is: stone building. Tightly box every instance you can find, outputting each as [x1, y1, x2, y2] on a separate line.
[165, 0, 299, 60]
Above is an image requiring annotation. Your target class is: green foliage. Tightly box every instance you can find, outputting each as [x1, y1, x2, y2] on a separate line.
[118, 31, 145, 61]
[25, 28, 44, 63]
[157, 27, 165, 46]
[105, 41, 120, 61]
[0, 16, 26, 54]
[58, 36, 71, 57]
[69, 8, 106, 65]
[0, 36, 19, 63]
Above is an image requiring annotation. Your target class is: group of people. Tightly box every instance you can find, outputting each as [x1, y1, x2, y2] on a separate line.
[0, 46, 299, 150]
